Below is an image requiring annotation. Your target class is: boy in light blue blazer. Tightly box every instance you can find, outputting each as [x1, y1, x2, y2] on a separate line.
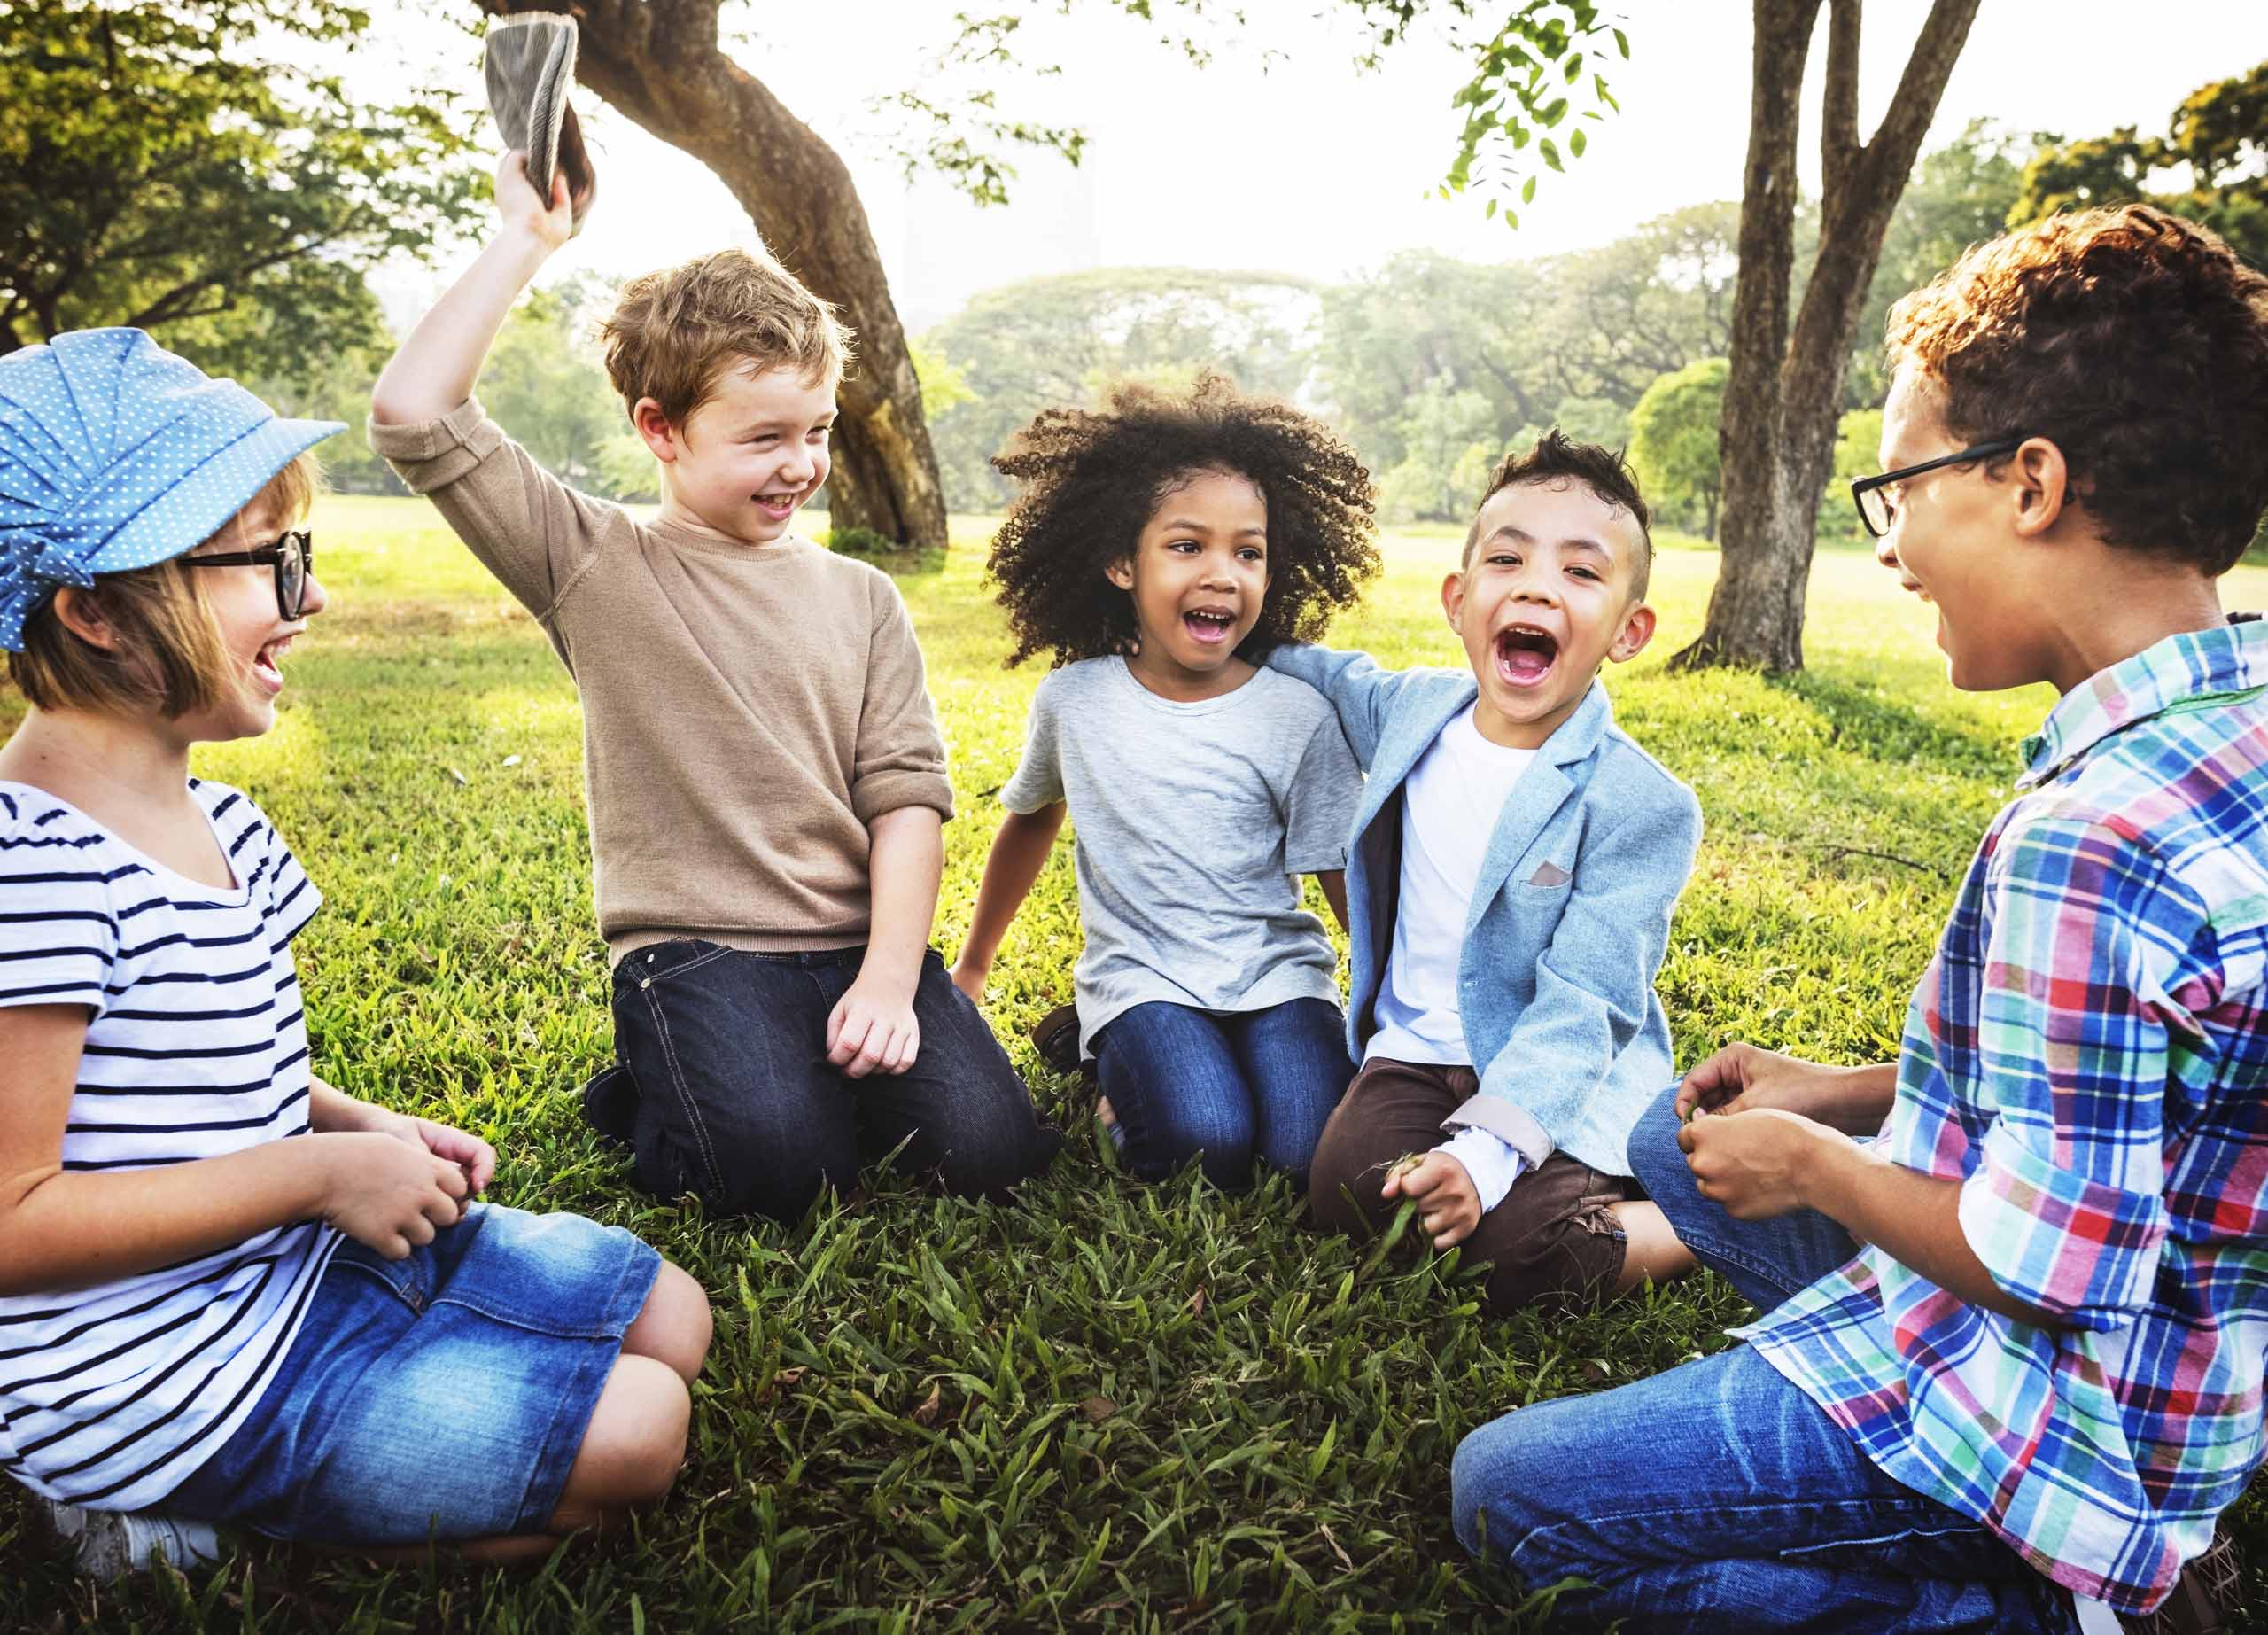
[1268, 432, 1701, 1312]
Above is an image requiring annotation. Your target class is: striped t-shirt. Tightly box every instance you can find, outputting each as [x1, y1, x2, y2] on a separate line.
[0, 777, 339, 1511]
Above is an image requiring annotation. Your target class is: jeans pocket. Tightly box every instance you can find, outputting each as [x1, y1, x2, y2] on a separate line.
[615, 937, 732, 993]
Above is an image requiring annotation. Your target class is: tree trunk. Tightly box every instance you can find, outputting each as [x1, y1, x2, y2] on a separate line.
[479, 0, 948, 549]
[1703, 487, 1719, 542]
[1673, 0, 1979, 673]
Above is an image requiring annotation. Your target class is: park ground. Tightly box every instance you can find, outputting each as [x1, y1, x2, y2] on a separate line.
[1, 496, 2262, 1632]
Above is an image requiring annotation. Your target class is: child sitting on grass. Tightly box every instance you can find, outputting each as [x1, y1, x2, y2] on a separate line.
[369, 152, 1060, 1223]
[950, 378, 1376, 1190]
[1268, 432, 1701, 1312]
[0, 330, 710, 1578]
[1459, 206, 2268, 1632]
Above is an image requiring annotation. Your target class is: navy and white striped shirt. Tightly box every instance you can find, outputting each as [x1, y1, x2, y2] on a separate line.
[0, 777, 338, 1511]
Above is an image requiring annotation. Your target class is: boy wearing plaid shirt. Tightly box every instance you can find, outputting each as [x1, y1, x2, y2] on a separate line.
[1452, 205, 2268, 1633]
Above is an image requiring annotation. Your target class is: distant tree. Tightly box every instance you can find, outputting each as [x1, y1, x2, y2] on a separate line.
[0, 0, 485, 387]
[2010, 60, 2268, 266]
[1378, 384, 1501, 524]
[919, 268, 1319, 511]
[1628, 358, 1728, 540]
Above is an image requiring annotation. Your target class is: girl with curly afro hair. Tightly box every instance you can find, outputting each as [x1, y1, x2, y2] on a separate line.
[950, 376, 1379, 1191]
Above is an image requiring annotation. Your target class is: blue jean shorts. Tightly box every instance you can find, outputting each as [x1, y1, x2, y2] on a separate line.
[166, 1202, 662, 1544]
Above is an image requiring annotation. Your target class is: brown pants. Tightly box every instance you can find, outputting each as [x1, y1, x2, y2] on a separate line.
[1309, 1056, 1632, 1314]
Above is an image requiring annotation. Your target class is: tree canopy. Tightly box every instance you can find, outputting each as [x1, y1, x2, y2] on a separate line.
[0, 0, 488, 385]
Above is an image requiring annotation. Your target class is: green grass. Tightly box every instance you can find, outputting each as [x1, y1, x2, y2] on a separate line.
[3, 495, 2261, 1631]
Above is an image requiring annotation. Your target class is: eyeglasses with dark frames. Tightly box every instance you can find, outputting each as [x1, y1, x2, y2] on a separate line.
[181, 531, 314, 620]
[1849, 439, 2026, 539]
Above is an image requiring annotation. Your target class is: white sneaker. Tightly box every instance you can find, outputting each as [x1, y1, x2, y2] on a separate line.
[46, 1500, 221, 1581]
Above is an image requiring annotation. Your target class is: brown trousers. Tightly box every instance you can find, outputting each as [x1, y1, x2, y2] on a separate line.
[1309, 1056, 1632, 1314]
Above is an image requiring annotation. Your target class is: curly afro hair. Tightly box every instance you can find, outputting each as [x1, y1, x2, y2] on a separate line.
[1886, 204, 2268, 575]
[986, 375, 1379, 668]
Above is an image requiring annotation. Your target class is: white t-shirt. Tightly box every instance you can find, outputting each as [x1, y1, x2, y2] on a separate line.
[0, 779, 338, 1511]
[1366, 703, 1535, 1065]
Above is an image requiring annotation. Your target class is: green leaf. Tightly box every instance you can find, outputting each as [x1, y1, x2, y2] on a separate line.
[1540, 97, 1568, 128]
[1613, 26, 1631, 58]
[1570, 128, 1587, 158]
[1564, 53, 1583, 83]
[1521, 175, 1537, 205]
[1485, 197, 1497, 219]
[1540, 137, 1564, 172]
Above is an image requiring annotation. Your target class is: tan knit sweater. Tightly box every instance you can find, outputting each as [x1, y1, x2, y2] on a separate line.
[369, 400, 954, 963]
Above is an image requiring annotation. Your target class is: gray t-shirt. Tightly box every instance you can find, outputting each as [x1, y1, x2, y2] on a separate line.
[1000, 657, 1362, 1055]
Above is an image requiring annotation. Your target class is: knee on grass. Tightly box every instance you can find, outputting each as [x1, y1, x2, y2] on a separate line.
[551, 1355, 692, 1529]
[623, 1260, 713, 1383]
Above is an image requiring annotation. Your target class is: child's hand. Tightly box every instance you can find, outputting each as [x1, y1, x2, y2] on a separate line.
[828, 977, 920, 1078]
[1383, 1151, 1482, 1249]
[1676, 1043, 1887, 1134]
[947, 957, 987, 1006]
[317, 1132, 473, 1260]
[345, 1102, 496, 1196]
[1677, 1106, 1844, 1220]
[493, 150, 574, 253]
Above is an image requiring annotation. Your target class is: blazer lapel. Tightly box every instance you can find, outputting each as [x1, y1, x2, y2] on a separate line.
[1463, 681, 1614, 928]
[1354, 678, 1476, 833]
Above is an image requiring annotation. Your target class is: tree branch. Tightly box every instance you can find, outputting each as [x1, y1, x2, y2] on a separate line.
[1821, 0, 1861, 199]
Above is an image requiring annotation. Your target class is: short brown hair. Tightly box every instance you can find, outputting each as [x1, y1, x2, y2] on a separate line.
[1465, 430, 1655, 600]
[8, 453, 320, 718]
[601, 247, 854, 426]
[1885, 205, 2268, 575]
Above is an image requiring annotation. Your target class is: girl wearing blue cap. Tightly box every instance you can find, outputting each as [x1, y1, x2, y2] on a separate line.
[0, 330, 711, 1577]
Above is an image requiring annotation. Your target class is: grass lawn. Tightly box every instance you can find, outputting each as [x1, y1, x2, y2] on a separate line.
[4, 494, 2262, 1631]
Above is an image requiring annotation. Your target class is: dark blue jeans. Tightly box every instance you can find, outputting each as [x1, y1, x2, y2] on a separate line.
[1090, 998, 1353, 1189]
[589, 940, 1061, 1222]
[1442, 1083, 2078, 1631]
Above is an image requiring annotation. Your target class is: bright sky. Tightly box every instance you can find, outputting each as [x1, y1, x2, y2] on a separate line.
[362, 1, 2267, 330]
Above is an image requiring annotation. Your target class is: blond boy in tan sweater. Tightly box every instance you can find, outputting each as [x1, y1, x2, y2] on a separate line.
[370, 154, 1060, 1220]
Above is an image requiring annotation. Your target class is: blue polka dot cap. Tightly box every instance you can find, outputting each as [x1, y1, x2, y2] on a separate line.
[0, 328, 346, 651]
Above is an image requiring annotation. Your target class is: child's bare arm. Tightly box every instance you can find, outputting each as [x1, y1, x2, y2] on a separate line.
[1313, 868, 1349, 933]
[371, 152, 571, 427]
[0, 1006, 472, 1295]
[829, 805, 944, 1078]
[951, 804, 1068, 1001]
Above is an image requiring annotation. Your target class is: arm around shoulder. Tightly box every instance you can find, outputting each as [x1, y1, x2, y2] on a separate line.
[1260, 642, 1413, 768]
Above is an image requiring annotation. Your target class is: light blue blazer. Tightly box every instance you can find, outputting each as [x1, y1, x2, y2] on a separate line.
[1266, 645, 1702, 1177]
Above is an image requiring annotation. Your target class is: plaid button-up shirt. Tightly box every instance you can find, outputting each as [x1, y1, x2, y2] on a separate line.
[1744, 619, 2268, 1615]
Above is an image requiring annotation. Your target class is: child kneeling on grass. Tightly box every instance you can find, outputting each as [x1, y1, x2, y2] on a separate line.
[0, 331, 710, 1578]
[369, 153, 1061, 1223]
[1268, 433, 1702, 1312]
[1456, 206, 2268, 1633]
[951, 378, 1375, 1190]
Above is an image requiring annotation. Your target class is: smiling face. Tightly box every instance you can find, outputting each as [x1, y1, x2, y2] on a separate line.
[1446, 477, 1654, 748]
[1106, 467, 1270, 700]
[1874, 363, 2043, 692]
[639, 361, 837, 545]
[177, 493, 326, 742]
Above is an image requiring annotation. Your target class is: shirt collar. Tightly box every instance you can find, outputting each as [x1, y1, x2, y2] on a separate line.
[2017, 614, 2268, 789]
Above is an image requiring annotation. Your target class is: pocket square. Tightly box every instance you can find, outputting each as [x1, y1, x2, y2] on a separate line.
[1527, 861, 1571, 888]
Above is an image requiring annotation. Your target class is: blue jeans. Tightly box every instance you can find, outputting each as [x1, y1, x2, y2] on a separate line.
[1090, 998, 1352, 1189]
[591, 940, 1062, 1221]
[1624, 1082, 1862, 1312]
[1444, 1083, 2078, 1631]
[169, 1204, 659, 1543]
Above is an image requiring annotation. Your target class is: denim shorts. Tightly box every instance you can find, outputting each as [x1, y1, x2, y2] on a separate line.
[166, 1202, 661, 1544]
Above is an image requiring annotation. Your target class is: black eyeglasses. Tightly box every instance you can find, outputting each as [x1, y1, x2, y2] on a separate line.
[181, 531, 314, 619]
[1849, 439, 2025, 538]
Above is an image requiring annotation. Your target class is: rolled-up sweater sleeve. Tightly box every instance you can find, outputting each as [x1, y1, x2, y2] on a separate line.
[1952, 817, 2185, 1329]
[851, 577, 954, 824]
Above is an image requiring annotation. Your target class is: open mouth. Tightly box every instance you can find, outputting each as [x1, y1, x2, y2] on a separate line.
[1495, 625, 1558, 688]
[1183, 607, 1239, 647]
[252, 635, 292, 693]
[753, 491, 800, 521]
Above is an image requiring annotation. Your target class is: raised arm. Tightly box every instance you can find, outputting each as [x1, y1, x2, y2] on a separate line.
[370, 152, 571, 426]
